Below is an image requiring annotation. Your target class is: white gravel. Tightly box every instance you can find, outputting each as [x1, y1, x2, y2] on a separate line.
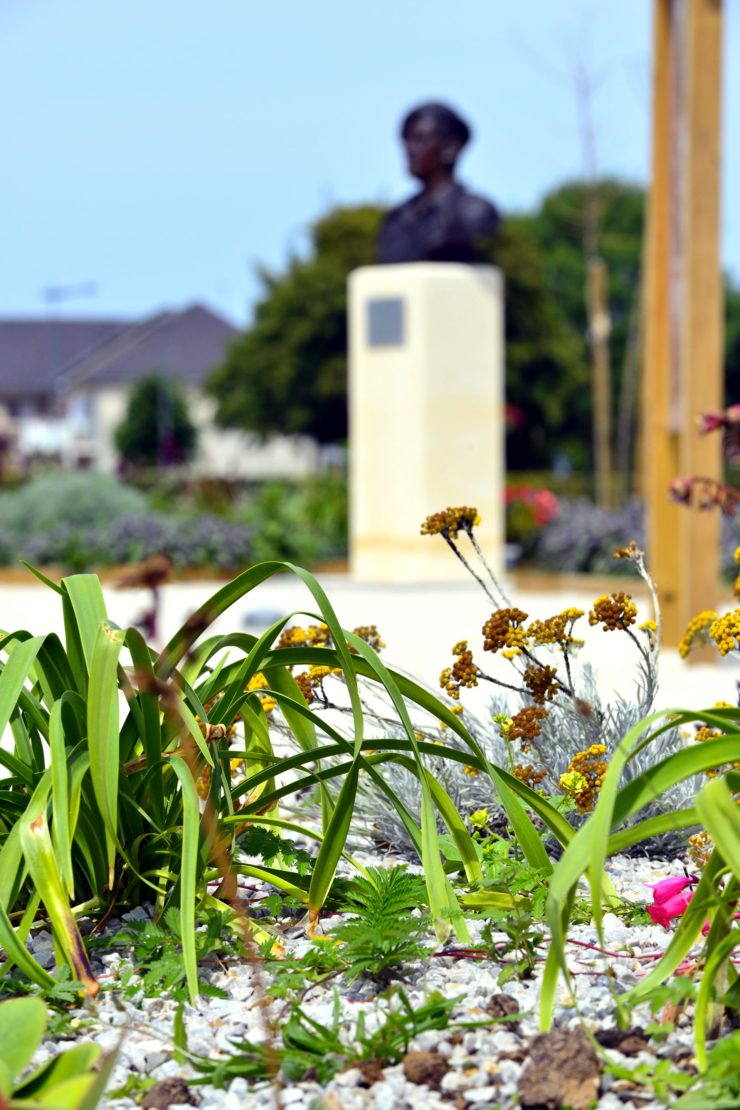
[22, 853, 702, 1110]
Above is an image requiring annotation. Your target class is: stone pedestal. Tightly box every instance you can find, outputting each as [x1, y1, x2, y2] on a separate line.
[348, 263, 504, 581]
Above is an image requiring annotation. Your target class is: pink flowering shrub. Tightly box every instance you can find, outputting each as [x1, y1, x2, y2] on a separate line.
[505, 486, 560, 546]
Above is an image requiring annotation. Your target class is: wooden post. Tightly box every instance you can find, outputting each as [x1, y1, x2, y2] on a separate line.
[642, 0, 723, 648]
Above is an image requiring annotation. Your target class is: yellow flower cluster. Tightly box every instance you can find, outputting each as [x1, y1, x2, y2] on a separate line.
[588, 593, 638, 632]
[688, 830, 712, 867]
[708, 610, 740, 656]
[420, 506, 480, 539]
[463, 764, 480, 778]
[246, 671, 277, 714]
[294, 664, 343, 704]
[469, 808, 489, 829]
[638, 619, 658, 648]
[678, 610, 717, 658]
[560, 744, 608, 814]
[694, 725, 723, 777]
[277, 623, 332, 649]
[493, 713, 513, 741]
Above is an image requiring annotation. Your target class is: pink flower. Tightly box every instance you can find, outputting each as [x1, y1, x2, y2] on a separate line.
[646, 876, 696, 928]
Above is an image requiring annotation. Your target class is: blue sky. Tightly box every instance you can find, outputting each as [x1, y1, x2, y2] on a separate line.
[2, 0, 738, 325]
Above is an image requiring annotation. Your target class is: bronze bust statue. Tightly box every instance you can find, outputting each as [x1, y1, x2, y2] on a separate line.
[377, 102, 500, 265]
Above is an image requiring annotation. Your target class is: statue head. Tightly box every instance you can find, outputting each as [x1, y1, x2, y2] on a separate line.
[400, 102, 472, 186]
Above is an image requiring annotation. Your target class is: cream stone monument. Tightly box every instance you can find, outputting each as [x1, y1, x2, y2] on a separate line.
[349, 263, 504, 581]
[348, 101, 505, 581]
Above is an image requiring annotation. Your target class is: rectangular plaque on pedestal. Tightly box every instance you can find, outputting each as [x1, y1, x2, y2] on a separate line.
[367, 297, 404, 347]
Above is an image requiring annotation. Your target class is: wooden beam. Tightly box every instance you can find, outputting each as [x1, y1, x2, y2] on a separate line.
[642, 0, 723, 648]
[678, 0, 723, 638]
[644, 0, 681, 643]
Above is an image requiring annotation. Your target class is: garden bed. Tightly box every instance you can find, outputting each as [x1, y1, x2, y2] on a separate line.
[1, 513, 738, 1110]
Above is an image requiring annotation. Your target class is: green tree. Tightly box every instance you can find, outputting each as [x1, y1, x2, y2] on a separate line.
[208, 206, 383, 444]
[491, 218, 589, 468]
[115, 375, 197, 467]
[528, 178, 645, 383]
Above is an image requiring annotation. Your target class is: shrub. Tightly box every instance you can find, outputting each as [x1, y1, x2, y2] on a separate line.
[533, 495, 739, 576]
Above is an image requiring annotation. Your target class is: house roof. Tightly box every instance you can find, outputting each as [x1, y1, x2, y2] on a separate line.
[0, 304, 238, 401]
[0, 318, 127, 400]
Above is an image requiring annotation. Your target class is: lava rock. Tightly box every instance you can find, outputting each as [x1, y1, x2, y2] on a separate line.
[141, 1077, 199, 1109]
[402, 1049, 449, 1089]
[518, 1028, 600, 1110]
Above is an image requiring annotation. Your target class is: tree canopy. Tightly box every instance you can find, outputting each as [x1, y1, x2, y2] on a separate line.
[208, 207, 382, 445]
[115, 375, 197, 467]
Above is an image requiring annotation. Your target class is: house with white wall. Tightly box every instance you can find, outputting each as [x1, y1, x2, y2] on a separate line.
[0, 304, 319, 478]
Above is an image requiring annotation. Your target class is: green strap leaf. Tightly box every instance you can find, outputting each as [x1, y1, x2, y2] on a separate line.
[169, 756, 201, 1004]
[87, 621, 125, 887]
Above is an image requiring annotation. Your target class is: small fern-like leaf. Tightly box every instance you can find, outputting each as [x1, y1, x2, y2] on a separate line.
[331, 866, 430, 981]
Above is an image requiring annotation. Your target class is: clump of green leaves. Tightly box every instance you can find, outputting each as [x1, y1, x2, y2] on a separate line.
[100, 907, 238, 1001]
[237, 826, 314, 875]
[329, 866, 431, 982]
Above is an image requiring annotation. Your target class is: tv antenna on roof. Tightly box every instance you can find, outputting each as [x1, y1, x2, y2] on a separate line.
[42, 282, 99, 310]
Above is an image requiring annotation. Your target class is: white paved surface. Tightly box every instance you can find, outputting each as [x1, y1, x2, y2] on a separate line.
[1, 568, 737, 714]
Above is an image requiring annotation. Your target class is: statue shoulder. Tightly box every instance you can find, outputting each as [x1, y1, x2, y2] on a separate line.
[456, 186, 500, 236]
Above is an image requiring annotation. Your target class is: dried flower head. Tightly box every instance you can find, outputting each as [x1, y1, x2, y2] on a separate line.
[588, 592, 638, 632]
[421, 506, 480, 539]
[527, 608, 584, 646]
[688, 830, 712, 868]
[612, 540, 642, 561]
[523, 663, 559, 705]
[508, 706, 548, 751]
[294, 671, 314, 704]
[352, 625, 385, 652]
[482, 608, 529, 653]
[513, 763, 547, 789]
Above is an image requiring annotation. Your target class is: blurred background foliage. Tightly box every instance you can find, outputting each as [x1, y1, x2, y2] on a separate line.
[0, 471, 347, 573]
[4, 175, 739, 575]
